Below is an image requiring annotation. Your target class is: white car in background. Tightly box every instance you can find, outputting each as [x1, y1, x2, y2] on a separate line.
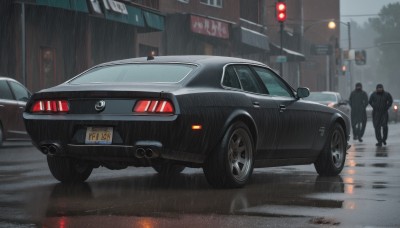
[303, 91, 351, 117]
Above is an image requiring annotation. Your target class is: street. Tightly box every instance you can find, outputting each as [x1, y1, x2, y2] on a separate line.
[1, 121, 399, 228]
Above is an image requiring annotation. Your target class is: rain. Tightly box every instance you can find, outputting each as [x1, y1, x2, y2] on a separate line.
[1, 0, 400, 227]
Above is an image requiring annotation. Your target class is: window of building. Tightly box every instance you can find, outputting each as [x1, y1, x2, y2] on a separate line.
[177, 0, 189, 3]
[200, 0, 222, 8]
[240, 0, 260, 23]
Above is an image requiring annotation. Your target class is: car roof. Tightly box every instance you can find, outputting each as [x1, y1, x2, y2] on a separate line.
[98, 55, 266, 67]
[0, 76, 20, 83]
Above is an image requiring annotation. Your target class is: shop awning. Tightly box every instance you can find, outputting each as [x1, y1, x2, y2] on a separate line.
[270, 43, 306, 62]
[143, 11, 165, 31]
[235, 27, 270, 52]
[33, 0, 164, 31]
[104, 4, 145, 27]
[35, 0, 89, 13]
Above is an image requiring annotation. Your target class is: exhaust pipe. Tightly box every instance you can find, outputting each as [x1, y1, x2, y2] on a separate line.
[40, 145, 49, 155]
[48, 144, 59, 156]
[145, 148, 159, 159]
[144, 148, 154, 159]
[135, 148, 145, 158]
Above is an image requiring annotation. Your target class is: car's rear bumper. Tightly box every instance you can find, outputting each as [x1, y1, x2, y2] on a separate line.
[23, 113, 208, 164]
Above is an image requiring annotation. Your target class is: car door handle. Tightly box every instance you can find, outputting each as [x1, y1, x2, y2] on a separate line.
[279, 104, 286, 112]
[252, 101, 260, 107]
[19, 107, 25, 109]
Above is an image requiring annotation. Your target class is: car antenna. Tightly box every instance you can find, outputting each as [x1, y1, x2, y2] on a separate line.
[147, 51, 155, 61]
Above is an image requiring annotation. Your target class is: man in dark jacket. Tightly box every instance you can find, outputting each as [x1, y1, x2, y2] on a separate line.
[349, 82, 369, 142]
[369, 84, 393, 146]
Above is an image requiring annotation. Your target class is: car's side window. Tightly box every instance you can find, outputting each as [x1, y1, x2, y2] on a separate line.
[9, 81, 30, 102]
[234, 65, 264, 94]
[252, 66, 293, 97]
[222, 66, 242, 90]
[0, 80, 14, 100]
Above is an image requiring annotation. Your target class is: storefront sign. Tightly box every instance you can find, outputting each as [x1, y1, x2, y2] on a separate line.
[89, 0, 103, 15]
[190, 15, 229, 39]
[104, 0, 128, 15]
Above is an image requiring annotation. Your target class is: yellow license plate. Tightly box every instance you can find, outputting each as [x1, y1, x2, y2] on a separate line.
[85, 127, 113, 145]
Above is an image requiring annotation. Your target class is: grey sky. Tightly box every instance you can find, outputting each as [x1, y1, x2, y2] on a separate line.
[341, 0, 400, 25]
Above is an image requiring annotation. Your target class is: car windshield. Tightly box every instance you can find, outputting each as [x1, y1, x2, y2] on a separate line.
[69, 64, 196, 84]
[305, 93, 337, 102]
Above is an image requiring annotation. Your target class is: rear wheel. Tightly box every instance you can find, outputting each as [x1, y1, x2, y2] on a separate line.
[203, 121, 254, 188]
[47, 156, 92, 183]
[152, 160, 185, 175]
[314, 123, 346, 176]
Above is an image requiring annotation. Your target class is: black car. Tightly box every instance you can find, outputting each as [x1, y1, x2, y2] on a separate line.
[23, 56, 350, 188]
[0, 77, 31, 146]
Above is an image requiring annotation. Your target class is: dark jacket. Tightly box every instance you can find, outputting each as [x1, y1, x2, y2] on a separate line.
[369, 91, 393, 115]
[349, 89, 369, 122]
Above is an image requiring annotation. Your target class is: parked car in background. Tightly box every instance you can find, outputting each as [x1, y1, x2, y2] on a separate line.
[23, 56, 350, 188]
[303, 91, 351, 117]
[0, 77, 31, 146]
[389, 99, 399, 123]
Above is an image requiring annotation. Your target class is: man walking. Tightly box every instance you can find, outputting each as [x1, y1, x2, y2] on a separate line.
[349, 82, 369, 142]
[369, 84, 393, 146]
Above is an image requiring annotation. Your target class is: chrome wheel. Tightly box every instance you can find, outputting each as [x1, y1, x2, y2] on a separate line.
[203, 121, 254, 188]
[228, 128, 252, 182]
[314, 123, 346, 176]
[331, 128, 345, 168]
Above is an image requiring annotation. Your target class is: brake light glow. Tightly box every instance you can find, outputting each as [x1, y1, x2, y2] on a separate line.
[133, 100, 174, 114]
[31, 100, 69, 113]
[394, 105, 398, 111]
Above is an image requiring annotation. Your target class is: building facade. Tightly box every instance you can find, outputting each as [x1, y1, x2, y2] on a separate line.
[0, 0, 164, 92]
[1, 0, 340, 93]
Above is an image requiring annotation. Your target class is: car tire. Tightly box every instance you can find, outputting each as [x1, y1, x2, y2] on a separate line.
[203, 121, 254, 188]
[47, 156, 92, 183]
[314, 123, 346, 176]
[152, 160, 185, 175]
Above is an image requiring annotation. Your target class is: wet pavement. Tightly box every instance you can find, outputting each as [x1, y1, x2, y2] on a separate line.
[1, 121, 400, 227]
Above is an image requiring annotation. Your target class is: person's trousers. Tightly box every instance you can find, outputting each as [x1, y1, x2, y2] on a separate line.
[373, 112, 389, 143]
[352, 119, 367, 138]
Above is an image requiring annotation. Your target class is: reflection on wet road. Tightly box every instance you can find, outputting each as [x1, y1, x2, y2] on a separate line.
[1, 122, 400, 227]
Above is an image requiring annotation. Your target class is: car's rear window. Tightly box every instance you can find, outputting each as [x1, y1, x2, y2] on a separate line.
[69, 63, 196, 84]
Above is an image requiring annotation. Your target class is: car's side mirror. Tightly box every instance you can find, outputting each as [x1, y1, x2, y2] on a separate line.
[338, 100, 348, 106]
[296, 87, 310, 99]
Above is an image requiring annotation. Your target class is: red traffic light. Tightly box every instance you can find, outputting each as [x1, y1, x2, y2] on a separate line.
[276, 2, 287, 22]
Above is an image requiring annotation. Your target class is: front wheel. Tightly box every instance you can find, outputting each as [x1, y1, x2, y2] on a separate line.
[47, 156, 93, 183]
[314, 123, 347, 176]
[203, 121, 254, 188]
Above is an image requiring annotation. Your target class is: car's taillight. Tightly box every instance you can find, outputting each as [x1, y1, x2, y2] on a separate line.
[133, 99, 174, 114]
[394, 105, 398, 111]
[31, 100, 69, 113]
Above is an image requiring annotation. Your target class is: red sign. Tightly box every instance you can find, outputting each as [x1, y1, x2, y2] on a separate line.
[190, 15, 229, 39]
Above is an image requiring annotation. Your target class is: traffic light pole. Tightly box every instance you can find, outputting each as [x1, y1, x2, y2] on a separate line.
[280, 22, 283, 77]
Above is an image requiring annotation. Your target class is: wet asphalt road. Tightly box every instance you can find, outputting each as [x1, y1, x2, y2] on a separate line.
[1, 121, 400, 228]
